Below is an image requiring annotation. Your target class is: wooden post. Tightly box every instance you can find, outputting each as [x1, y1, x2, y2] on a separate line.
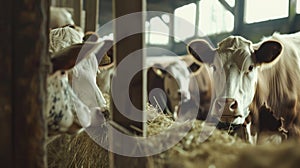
[73, 0, 83, 28]
[110, 0, 147, 167]
[0, 0, 49, 167]
[0, 0, 13, 166]
[85, 0, 99, 32]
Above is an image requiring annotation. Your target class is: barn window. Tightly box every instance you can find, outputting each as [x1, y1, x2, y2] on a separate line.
[198, 0, 234, 36]
[225, 0, 235, 7]
[244, 0, 289, 23]
[297, 0, 300, 14]
[146, 16, 169, 45]
[174, 3, 196, 42]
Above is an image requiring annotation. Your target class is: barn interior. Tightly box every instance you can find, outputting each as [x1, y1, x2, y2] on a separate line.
[2, 0, 300, 167]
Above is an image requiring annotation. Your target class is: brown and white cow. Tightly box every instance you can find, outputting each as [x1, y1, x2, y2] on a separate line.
[147, 55, 212, 120]
[187, 32, 300, 143]
[96, 55, 203, 118]
[48, 41, 111, 136]
[47, 28, 112, 139]
[147, 57, 195, 114]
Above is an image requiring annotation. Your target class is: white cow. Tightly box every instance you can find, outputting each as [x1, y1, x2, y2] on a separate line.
[49, 25, 83, 54]
[187, 32, 300, 143]
[50, 6, 75, 29]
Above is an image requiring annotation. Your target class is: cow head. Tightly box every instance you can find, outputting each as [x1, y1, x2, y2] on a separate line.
[48, 39, 113, 136]
[187, 36, 282, 125]
[151, 59, 201, 115]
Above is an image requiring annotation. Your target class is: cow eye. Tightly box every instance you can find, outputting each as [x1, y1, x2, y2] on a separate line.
[210, 64, 216, 71]
[166, 88, 170, 95]
[248, 65, 254, 72]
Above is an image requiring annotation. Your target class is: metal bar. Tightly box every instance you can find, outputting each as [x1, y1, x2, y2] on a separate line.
[73, 0, 83, 27]
[233, 0, 245, 35]
[289, 0, 297, 32]
[219, 0, 234, 14]
[85, 0, 99, 32]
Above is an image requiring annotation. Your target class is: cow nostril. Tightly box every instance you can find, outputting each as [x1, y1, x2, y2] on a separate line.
[230, 100, 238, 111]
[177, 91, 182, 97]
[166, 89, 170, 95]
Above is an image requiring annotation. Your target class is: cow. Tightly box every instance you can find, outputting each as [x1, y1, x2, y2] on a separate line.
[187, 32, 300, 144]
[146, 56, 212, 120]
[50, 6, 75, 29]
[95, 51, 212, 120]
[49, 25, 83, 54]
[47, 27, 112, 140]
[179, 55, 212, 120]
[147, 57, 190, 116]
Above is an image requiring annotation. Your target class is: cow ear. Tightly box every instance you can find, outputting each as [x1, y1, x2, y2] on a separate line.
[187, 40, 216, 64]
[51, 43, 98, 73]
[95, 40, 114, 66]
[83, 31, 99, 42]
[254, 41, 282, 65]
[151, 64, 166, 78]
[51, 43, 83, 73]
[188, 62, 201, 73]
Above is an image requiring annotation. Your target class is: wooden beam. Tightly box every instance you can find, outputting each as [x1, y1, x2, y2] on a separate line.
[10, 0, 48, 167]
[85, 0, 99, 32]
[112, 0, 146, 137]
[0, 0, 13, 167]
[110, 0, 147, 167]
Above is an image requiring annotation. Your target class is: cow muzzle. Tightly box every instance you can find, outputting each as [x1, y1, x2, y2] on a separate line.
[178, 90, 190, 102]
[215, 98, 241, 123]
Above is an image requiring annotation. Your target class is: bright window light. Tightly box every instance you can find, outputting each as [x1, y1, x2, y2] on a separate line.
[244, 0, 289, 23]
[146, 16, 169, 45]
[199, 0, 234, 36]
[174, 3, 196, 42]
[226, 0, 235, 7]
[297, 0, 300, 14]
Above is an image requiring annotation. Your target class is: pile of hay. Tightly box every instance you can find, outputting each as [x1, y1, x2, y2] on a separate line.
[47, 101, 300, 167]
[147, 106, 249, 168]
[47, 132, 109, 168]
[47, 94, 111, 168]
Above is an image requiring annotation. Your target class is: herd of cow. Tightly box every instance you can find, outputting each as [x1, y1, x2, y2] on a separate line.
[47, 7, 300, 145]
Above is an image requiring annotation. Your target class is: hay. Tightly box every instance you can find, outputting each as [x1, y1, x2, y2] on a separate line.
[146, 107, 249, 168]
[47, 132, 108, 168]
[47, 93, 111, 168]
[47, 99, 300, 168]
[228, 140, 300, 168]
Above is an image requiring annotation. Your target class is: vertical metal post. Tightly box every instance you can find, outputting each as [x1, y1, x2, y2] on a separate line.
[73, 0, 83, 28]
[85, 0, 99, 32]
[233, 0, 245, 35]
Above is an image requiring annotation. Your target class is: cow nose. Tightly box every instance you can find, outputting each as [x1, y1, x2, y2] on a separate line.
[178, 91, 188, 101]
[229, 99, 238, 111]
[216, 98, 238, 110]
[215, 98, 239, 122]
